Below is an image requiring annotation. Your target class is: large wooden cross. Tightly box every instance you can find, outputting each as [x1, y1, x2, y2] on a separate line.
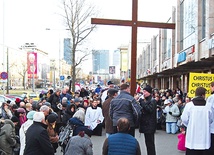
[91, 0, 175, 95]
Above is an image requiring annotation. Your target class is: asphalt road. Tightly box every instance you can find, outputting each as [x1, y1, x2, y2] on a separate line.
[57, 129, 186, 155]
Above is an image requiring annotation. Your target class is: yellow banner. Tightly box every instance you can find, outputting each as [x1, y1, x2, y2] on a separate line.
[188, 72, 214, 98]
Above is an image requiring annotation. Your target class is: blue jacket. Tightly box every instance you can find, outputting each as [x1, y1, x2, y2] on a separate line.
[110, 91, 142, 127]
[60, 93, 72, 101]
[107, 133, 139, 155]
[69, 117, 92, 136]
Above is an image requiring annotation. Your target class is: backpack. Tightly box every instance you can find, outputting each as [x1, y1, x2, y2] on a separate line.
[131, 99, 142, 128]
[58, 123, 74, 146]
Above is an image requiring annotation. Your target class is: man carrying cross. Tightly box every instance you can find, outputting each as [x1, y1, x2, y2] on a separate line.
[91, 1, 175, 155]
[91, 0, 175, 96]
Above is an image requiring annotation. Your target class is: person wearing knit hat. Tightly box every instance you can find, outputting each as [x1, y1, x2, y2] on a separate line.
[139, 84, 157, 155]
[17, 107, 26, 113]
[143, 85, 153, 94]
[33, 112, 45, 123]
[26, 111, 36, 120]
[46, 113, 59, 153]
[19, 111, 36, 155]
[16, 108, 27, 126]
[24, 111, 54, 155]
[164, 98, 180, 134]
[47, 113, 57, 124]
[15, 98, 21, 103]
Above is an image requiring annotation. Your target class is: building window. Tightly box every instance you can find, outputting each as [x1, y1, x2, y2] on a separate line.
[163, 29, 167, 60]
[162, 29, 172, 61]
[153, 35, 158, 61]
[180, 0, 196, 49]
[202, 0, 206, 39]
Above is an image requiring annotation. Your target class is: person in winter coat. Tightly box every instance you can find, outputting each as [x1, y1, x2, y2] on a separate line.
[139, 85, 157, 155]
[64, 128, 93, 155]
[110, 83, 142, 137]
[0, 119, 17, 155]
[48, 89, 61, 113]
[163, 99, 180, 134]
[69, 107, 90, 136]
[46, 114, 59, 153]
[80, 87, 89, 98]
[19, 111, 36, 155]
[62, 104, 76, 125]
[24, 112, 54, 155]
[102, 117, 141, 155]
[0, 102, 13, 119]
[102, 88, 118, 137]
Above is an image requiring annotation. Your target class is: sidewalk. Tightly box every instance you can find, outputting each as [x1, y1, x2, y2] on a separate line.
[57, 129, 186, 155]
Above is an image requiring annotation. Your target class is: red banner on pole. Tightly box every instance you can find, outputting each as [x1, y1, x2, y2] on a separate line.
[27, 52, 37, 74]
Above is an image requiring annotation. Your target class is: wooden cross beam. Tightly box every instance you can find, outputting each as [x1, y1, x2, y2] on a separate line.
[91, 0, 175, 96]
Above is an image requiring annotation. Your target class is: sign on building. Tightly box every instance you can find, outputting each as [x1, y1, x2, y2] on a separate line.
[109, 66, 115, 74]
[188, 72, 214, 97]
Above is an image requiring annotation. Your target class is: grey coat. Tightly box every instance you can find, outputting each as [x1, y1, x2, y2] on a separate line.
[0, 119, 17, 155]
[65, 134, 93, 155]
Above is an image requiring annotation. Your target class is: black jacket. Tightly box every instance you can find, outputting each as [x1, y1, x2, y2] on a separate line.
[48, 93, 60, 112]
[139, 95, 157, 133]
[62, 104, 76, 125]
[24, 122, 54, 155]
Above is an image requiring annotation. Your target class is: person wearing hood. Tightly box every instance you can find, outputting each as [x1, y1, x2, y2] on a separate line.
[19, 111, 36, 155]
[0, 119, 17, 155]
[62, 104, 76, 125]
[0, 102, 13, 119]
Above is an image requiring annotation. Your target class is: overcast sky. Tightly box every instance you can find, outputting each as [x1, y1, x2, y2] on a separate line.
[0, 0, 176, 66]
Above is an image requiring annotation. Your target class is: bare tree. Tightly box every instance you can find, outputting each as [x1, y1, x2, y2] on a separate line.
[62, 0, 96, 92]
[16, 61, 28, 90]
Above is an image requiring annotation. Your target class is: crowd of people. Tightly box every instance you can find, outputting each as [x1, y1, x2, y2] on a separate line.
[0, 80, 214, 155]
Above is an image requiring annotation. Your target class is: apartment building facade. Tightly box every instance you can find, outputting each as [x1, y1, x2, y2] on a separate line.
[138, 0, 214, 94]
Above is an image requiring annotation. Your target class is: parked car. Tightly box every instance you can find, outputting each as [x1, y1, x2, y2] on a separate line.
[0, 95, 13, 103]
[1, 86, 16, 90]
[4, 94, 24, 102]
[21, 92, 40, 101]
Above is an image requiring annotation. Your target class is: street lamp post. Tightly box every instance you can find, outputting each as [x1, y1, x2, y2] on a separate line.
[45, 28, 69, 88]
[50, 59, 56, 90]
